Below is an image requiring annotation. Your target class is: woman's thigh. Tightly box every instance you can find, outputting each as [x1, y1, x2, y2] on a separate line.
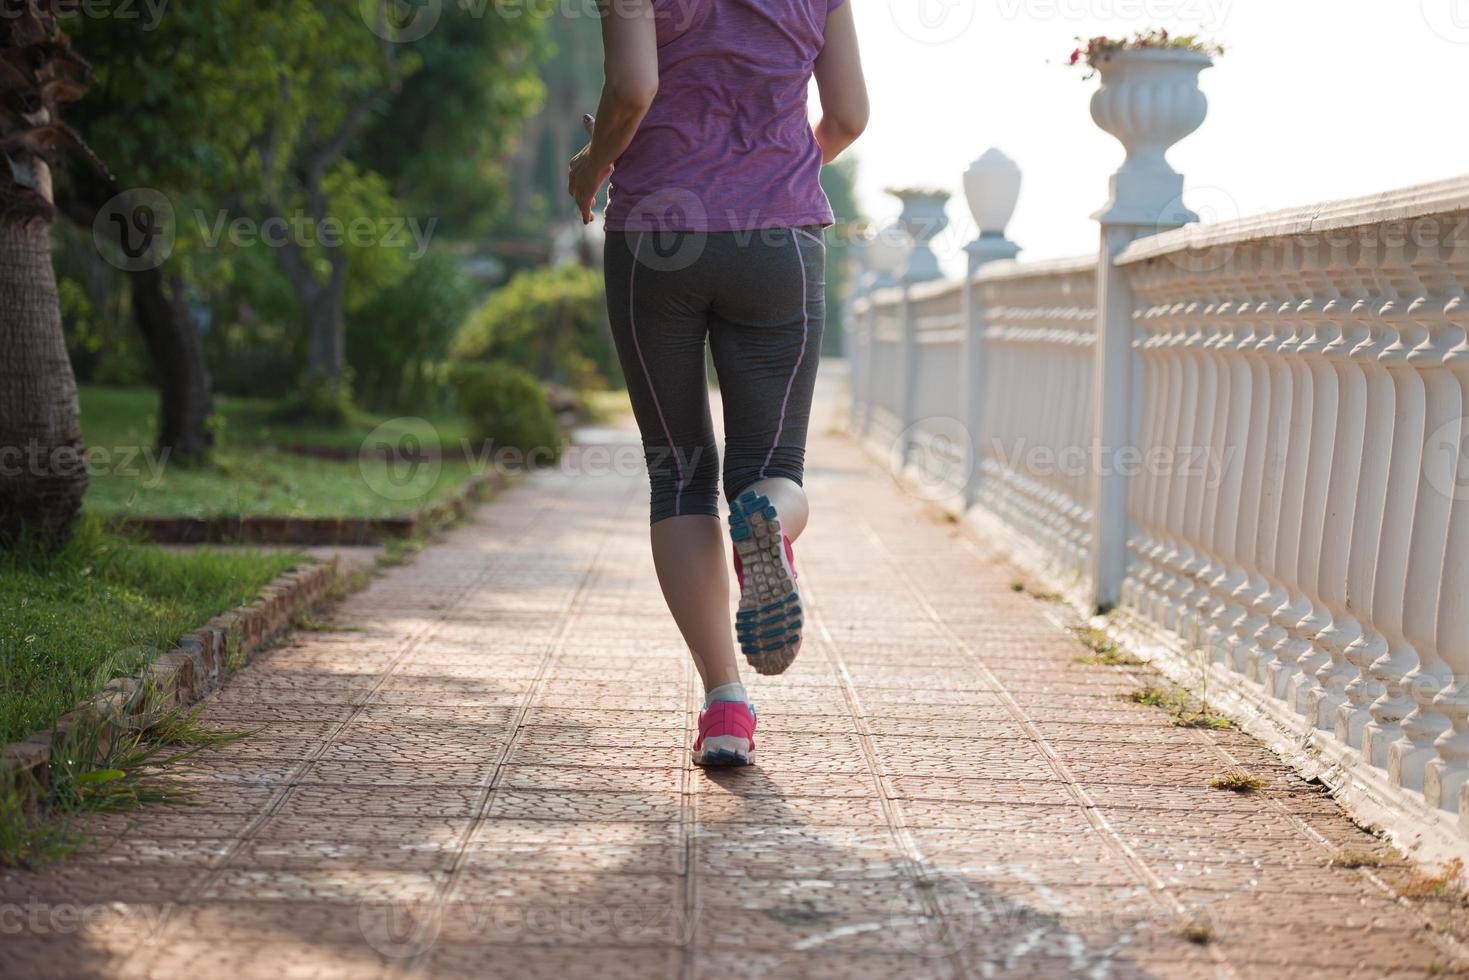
[707, 227, 827, 499]
[603, 230, 721, 521]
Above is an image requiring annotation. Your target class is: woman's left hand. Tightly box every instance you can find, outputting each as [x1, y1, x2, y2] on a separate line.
[568, 140, 611, 225]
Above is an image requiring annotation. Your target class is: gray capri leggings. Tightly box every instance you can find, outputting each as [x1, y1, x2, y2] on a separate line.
[603, 226, 826, 524]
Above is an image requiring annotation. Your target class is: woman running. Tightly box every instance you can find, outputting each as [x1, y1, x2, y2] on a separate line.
[569, 0, 868, 766]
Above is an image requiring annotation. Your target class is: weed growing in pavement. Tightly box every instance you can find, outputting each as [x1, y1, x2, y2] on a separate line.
[1123, 686, 1174, 708]
[1208, 772, 1264, 793]
[48, 691, 251, 816]
[1396, 859, 1467, 902]
[0, 681, 253, 867]
[1331, 849, 1391, 870]
[1119, 683, 1232, 730]
[1010, 578, 1062, 602]
[0, 782, 83, 868]
[1072, 627, 1144, 666]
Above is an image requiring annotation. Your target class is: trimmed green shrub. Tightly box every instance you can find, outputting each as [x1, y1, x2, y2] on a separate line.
[451, 362, 563, 464]
[348, 252, 477, 414]
[451, 264, 618, 392]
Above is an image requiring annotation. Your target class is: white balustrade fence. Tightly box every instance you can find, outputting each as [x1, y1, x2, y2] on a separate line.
[846, 47, 1469, 847]
[971, 258, 1097, 582]
[1117, 184, 1469, 808]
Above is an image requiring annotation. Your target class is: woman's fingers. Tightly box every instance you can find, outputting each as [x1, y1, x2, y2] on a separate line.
[582, 113, 596, 136]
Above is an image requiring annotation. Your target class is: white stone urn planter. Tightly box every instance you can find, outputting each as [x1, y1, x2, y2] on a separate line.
[1088, 48, 1212, 226]
[889, 189, 950, 282]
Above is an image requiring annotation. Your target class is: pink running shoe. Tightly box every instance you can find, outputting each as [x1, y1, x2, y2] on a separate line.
[693, 699, 757, 767]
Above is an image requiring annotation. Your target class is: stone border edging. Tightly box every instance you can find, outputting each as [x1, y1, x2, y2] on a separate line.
[105, 472, 501, 546]
[0, 558, 340, 808]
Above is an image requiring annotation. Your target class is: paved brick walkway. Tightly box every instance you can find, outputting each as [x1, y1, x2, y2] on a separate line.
[3, 377, 1463, 978]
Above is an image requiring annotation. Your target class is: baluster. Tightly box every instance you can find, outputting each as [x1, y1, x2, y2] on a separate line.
[1177, 281, 1224, 643]
[1282, 238, 1343, 715]
[1261, 242, 1319, 698]
[1158, 269, 1201, 623]
[1359, 233, 1430, 768]
[1148, 284, 1190, 626]
[1063, 302, 1089, 573]
[1426, 223, 1469, 811]
[1337, 234, 1397, 747]
[976, 285, 1004, 515]
[976, 302, 1004, 514]
[1235, 244, 1295, 682]
[1222, 246, 1275, 675]
[1388, 233, 1461, 790]
[1077, 292, 1098, 573]
[1120, 282, 1150, 612]
[1125, 263, 1171, 616]
[1040, 311, 1072, 558]
[1200, 274, 1253, 666]
[1306, 239, 1373, 729]
[1162, 290, 1210, 633]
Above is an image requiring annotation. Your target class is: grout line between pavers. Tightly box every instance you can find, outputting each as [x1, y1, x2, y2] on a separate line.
[115, 483, 568, 978]
[799, 569, 976, 978]
[398, 482, 638, 974]
[841, 492, 1240, 978]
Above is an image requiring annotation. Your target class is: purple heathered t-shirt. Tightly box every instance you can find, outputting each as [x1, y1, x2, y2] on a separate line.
[604, 0, 845, 233]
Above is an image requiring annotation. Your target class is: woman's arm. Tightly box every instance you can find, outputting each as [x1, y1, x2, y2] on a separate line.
[812, 2, 869, 164]
[568, 0, 659, 223]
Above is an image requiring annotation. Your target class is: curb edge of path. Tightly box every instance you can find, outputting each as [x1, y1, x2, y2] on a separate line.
[0, 557, 347, 812]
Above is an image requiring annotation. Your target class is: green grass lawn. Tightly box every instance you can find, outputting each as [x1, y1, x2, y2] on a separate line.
[80, 386, 478, 519]
[0, 520, 303, 745]
[79, 386, 472, 454]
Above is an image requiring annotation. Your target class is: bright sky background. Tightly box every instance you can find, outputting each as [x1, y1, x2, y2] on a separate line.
[843, 0, 1469, 273]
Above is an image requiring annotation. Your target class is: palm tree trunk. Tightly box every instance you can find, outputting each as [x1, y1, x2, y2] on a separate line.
[0, 0, 102, 547]
[0, 214, 88, 544]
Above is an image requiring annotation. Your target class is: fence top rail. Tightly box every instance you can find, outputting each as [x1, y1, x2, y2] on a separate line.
[1117, 173, 1469, 266]
[854, 253, 1098, 313]
[975, 253, 1096, 283]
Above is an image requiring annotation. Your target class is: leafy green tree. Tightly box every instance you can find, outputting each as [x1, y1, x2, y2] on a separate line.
[69, 0, 548, 431]
[505, 11, 603, 232]
[357, 3, 547, 240]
